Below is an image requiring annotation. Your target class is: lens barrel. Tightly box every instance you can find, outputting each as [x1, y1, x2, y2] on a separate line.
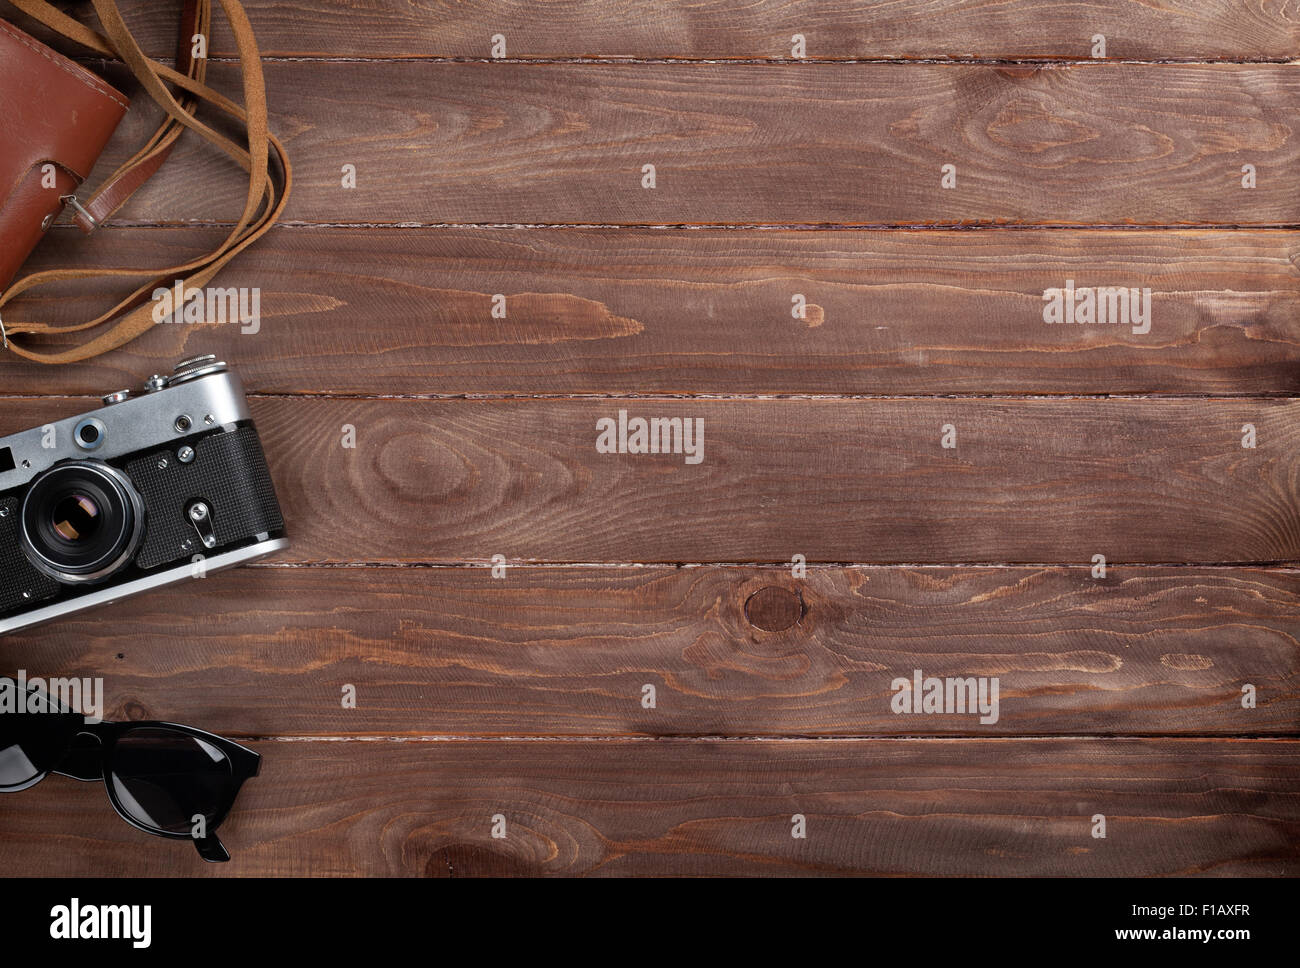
[19, 461, 144, 583]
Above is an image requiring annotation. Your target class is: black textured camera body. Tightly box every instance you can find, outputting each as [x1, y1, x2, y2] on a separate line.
[126, 425, 283, 570]
[0, 496, 60, 613]
[0, 358, 288, 634]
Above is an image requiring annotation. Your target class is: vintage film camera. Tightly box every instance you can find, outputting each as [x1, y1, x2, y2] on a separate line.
[0, 357, 286, 634]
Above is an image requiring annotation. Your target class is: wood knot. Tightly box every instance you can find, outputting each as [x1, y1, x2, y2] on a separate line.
[117, 698, 151, 721]
[744, 586, 804, 632]
[424, 844, 537, 878]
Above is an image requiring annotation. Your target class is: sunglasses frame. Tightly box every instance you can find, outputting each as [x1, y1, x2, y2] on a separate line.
[2, 682, 260, 862]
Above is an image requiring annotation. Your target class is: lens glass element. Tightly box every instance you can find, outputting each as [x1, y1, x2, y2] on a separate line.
[51, 494, 102, 543]
[0, 679, 82, 792]
[110, 727, 234, 834]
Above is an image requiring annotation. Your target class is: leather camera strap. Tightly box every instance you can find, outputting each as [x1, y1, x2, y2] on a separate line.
[0, 0, 291, 364]
[64, 0, 208, 235]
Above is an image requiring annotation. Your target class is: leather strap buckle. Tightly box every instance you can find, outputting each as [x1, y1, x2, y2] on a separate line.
[59, 194, 99, 232]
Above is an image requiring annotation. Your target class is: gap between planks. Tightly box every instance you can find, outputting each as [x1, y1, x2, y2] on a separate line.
[87, 56, 1300, 66]
[248, 734, 1300, 743]
[241, 561, 1300, 570]
[73, 220, 1300, 232]
[5, 393, 1299, 401]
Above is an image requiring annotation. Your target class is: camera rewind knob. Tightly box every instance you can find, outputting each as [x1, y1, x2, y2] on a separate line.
[169, 355, 229, 386]
[175, 354, 219, 373]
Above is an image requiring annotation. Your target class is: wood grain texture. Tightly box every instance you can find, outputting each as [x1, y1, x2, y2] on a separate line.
[3, 396, 1297, 565]
[2, 738, 1296, 876]
[4, 0, 1299, 880]
[17, 1, 1300, 60]
[85, 62, 1300, 226]
[9, 226, 1300, 396]
[5, 566, 1298, 737]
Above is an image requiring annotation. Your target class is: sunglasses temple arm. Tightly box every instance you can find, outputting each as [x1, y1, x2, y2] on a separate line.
[194, 833, 230, 863]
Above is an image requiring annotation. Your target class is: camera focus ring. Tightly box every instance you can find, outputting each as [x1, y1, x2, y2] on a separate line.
[19, 461, 145, 584]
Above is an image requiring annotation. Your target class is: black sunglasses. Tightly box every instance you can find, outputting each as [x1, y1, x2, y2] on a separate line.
[0, 678, 259, 862]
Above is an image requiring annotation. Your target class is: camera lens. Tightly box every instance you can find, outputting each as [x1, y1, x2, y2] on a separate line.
[19, 462, 144, 583]
[51, 494, 102, 542]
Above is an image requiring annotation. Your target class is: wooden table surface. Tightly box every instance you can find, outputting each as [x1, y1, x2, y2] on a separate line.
[2, 0, 1298, 876]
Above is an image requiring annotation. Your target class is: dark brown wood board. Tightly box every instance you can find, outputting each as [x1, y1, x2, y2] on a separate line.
[0, 739, 1295, 876]
[81, 62, 1300, 226]
[5, 566, 1298, 737]
[10, 226, 1300, 397]
[16, 1, 1300, 61]
[1, 396, 1296, 564]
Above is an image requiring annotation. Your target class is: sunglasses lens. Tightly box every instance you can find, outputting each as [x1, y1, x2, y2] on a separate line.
[0, 679, 80, 791]
[109, 727, 235, 834]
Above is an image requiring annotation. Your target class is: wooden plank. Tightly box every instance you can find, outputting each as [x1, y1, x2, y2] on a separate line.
[2, 397, 1297, 564]
[7, 566, 1299, 737]
[9, 226, 1300, 396]
[86, 63, 1300, 226]
[2, 738, 1295, 876]
[18, 1, 1300, 61]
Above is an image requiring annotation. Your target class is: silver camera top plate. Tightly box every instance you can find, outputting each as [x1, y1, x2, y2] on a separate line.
[0, 363, 252, 493]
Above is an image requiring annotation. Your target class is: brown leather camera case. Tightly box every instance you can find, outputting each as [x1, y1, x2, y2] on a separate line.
[0, 18, 127, 290]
